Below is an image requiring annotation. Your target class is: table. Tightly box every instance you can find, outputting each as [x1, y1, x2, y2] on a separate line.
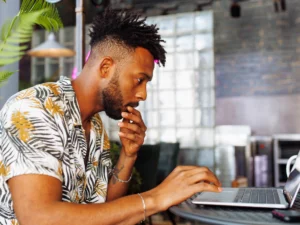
[170, 193, 300, 225]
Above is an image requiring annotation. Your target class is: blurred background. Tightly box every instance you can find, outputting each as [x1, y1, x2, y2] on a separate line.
[1, 0, 300, 194]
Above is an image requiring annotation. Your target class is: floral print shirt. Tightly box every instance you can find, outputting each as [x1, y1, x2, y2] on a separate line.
[0, 76, 112, 224]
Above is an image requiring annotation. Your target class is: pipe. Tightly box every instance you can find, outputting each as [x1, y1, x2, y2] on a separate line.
[75, 0, 85, 76]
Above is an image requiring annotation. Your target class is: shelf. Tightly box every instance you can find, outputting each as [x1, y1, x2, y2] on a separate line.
[277, 159, 289, 164]
[273, 134, 300, 187]
[273, 134, 300, 140]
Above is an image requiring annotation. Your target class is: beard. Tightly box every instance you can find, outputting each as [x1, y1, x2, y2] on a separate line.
[102, 72, 124, 120]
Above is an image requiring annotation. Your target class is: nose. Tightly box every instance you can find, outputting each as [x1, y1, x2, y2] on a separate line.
[136, 84, 147, 101]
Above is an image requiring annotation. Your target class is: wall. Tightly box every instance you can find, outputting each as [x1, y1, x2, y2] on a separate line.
[0, 1, 19, 108]
[214, 0, 300, 135]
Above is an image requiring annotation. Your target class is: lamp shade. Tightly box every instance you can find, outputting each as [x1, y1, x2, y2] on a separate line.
[45, 0, 61, 3]
[28, 32, 76, 57]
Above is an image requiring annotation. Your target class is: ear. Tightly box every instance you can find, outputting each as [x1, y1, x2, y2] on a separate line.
[100, 57, 114, 78]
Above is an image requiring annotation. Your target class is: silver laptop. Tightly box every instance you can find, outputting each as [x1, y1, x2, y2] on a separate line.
[192, 165, 300, 209]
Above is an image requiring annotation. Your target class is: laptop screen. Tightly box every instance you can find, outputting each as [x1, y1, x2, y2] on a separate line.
[284, 164, 300, 206]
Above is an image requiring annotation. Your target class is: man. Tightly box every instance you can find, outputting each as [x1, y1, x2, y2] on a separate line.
[0, 9, 222, 225]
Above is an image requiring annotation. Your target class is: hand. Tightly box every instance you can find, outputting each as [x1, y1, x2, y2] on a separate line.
[118, 106, 147, 157]
[149, 165, 222, 211]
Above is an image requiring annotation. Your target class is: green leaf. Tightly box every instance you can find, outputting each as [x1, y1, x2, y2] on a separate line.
[19, 0, 63, 32]
[0, 56, 22, 66]
[1, 44, 28, 51]
[0, 0, 63, 67]
[0, 10, 45, 66]
[0, 50, 25, 57]
[1, 19, 11, 41]
[0, 71, 15, 86]
[36, 15, 61, 31]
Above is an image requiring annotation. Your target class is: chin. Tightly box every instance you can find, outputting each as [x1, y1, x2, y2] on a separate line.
[122, 106, 129, 112]
[105, 110, 122, 120]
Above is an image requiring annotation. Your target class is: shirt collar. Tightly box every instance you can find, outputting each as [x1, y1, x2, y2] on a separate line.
[58, 76, 82, 126]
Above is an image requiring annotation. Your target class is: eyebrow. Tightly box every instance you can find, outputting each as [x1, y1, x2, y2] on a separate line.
[140, 72, 152, 81]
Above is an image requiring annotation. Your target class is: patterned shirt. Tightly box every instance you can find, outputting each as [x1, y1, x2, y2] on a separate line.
[0, 76, 112, 224]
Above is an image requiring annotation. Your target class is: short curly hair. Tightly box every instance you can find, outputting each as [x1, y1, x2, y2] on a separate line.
[89, 8, 166, 66]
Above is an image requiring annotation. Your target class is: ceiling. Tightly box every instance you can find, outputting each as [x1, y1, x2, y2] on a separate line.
[55, 0, 215, 26]
[55, 0, 260, 27]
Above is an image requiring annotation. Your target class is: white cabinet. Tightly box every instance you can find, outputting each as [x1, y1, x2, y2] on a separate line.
[273, 134, 300, 187]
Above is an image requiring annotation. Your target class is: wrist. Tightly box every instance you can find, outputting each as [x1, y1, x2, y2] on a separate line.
[112, 149, 137, 179]
[112, 166, 133, 183]
[120, 147, 138, 160]
[141, 190, 165, 215]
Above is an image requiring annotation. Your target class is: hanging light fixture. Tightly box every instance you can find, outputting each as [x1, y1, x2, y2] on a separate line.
[45, 0, 61, 4]
[26, 0, 74, 58]
[27, 32, 76, 57]
[230, 0, 241, 18]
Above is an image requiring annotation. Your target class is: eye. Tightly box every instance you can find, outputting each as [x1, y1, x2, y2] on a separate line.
[137, 78, 144, 84]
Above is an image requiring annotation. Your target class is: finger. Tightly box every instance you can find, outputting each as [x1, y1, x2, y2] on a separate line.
[126, 106, 141, 116]
[170, 166, 222, 187]
[118, 132, 144, 146]
[122, 110, 146, 131]
[183, 167, 222, 187]
[121, 112, 141, 124]
[166, 165, 207, 181]
[193, 181, 222, 193]
[118, 121, 145, 135]
[172, 165, 208, 173]
[119, 118, 132, 134]
[120, 118, 131, 129]
[166, 166, 197, 180]
[118, 131, 143, 143]
[188, 171, 221, 187]
[122, 117, 130, 124]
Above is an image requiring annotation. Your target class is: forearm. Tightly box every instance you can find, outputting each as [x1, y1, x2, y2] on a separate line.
[12, 165, 223, 225]
[19, 193, 161, 225]
[107, 147, 137, 201]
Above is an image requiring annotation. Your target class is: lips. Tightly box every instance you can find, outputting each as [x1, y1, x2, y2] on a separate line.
[127, 102, 139, 108]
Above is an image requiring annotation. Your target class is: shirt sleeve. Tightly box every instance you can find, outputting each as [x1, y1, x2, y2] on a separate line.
[0, 97, 64, 182]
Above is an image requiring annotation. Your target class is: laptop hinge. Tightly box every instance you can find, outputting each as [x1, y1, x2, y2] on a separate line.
[283, 189, 292, 204]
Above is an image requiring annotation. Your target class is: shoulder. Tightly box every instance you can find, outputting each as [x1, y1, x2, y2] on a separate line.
[2, 81, 62, 109]
[1, 82, 65, 129]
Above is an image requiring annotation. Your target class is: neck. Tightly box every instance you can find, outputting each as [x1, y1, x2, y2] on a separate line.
[71, 70, 104, 124]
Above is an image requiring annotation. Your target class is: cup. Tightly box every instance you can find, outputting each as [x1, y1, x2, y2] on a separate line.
[286, 151, 300, 177]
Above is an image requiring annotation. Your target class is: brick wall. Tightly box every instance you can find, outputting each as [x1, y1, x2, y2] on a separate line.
[214, 0, 300, 135]
[214, 0, 300, 97]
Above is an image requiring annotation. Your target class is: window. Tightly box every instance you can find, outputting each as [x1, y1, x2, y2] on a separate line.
[140, 11, 215, 167]
[31, 11, 215, 168]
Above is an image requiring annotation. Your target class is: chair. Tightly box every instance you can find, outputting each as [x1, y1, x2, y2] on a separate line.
[134, 144, 160, 192]
[134, 142, 180, 225]
[156, 142, 180, 185]
[134, 144, 160, 225]
[156, 142, 180, 225]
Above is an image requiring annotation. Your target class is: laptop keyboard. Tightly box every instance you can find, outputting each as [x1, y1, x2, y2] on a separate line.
[234, 188, 281, 204]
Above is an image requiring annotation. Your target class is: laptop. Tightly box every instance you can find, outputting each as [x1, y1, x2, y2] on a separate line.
[192, 159, 300, 209]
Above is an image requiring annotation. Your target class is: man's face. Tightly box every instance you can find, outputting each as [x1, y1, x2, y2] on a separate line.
[102, 47, 155, 120]
[102, 70, 124, 120]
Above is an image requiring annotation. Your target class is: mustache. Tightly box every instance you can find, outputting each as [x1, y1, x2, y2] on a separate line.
[127, 102, 139, 108]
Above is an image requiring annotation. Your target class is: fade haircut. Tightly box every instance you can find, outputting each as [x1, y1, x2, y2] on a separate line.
[89, 8, 166, 67]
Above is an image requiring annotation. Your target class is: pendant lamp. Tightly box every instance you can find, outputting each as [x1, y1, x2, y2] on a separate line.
[27, 32, 75, 57]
